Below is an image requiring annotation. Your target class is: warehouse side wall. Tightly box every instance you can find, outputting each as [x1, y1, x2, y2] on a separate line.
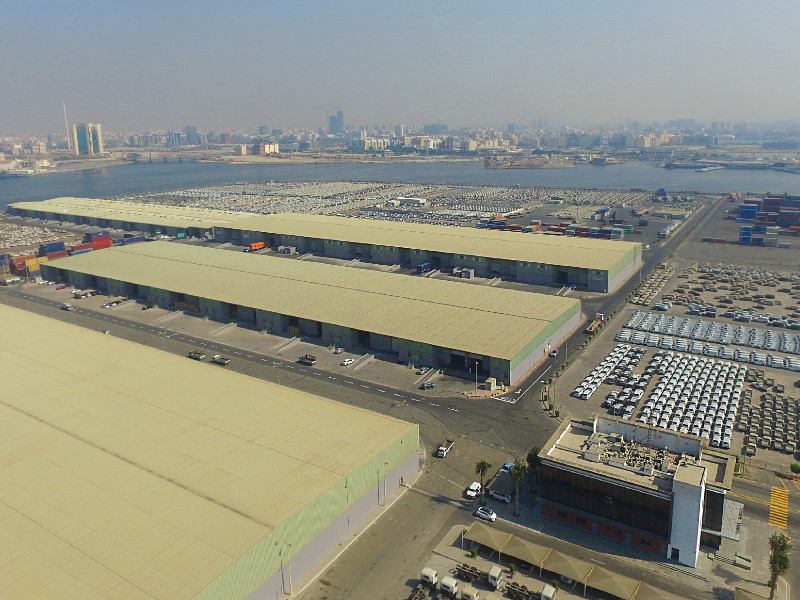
[195, 428, 419, 600]
[245, 448, 420, 600]
[509, 304, 582, 385]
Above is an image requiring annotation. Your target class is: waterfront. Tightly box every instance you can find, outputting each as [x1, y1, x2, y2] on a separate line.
[2, 159, 800, 208]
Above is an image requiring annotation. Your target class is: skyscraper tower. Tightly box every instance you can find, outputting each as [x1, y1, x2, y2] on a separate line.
[72, 123, 104, 156]
[184, 125, 198, 145]
[328, 109, 344, 134]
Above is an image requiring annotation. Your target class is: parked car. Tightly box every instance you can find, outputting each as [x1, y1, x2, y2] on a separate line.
[474, 507, 497, 522]
[340, 358, 355, 366]
[489, 490, 511, 504]
[188, 351, 206, 361]
[421, 382, 435, 390]
[333, 347, 344, 354]
[465, 482, 481, 499]
[56, 284, 67, 290]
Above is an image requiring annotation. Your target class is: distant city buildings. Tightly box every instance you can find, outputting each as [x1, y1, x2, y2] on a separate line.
[71, 123, 103, 156]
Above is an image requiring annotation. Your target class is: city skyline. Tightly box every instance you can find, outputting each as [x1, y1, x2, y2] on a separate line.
[1, 1, 798, 135]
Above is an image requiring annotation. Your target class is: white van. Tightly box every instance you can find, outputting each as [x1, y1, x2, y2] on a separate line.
[440, 576, 458, 598]
[420, 567, 438, 588]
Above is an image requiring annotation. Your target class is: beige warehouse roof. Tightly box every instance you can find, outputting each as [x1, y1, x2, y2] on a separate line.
[223, 212, 638, 271]
[47, 242, 579, 360]
[9, 197, 248, 229]
[0, 304, 416, 600]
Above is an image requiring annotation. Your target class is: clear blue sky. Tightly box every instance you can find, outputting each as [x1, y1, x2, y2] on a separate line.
[1, 0, 796, 134]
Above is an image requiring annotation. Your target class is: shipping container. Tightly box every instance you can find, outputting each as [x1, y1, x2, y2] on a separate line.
[46, 250, 69, 259]
[69, 248, 93, 256]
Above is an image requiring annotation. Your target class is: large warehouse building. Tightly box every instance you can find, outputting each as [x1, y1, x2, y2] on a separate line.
[0, 304, 419, 600]
[6, 197, 248, 239]
[8, 198, 643, 294]
[540, 416, 735, 568]
[41, 242, 581, 385]
[213, 213, 642, 293]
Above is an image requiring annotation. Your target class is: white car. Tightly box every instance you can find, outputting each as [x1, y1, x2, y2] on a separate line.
[499, 462, 515, 474]
[474, 507, 497, 522]
[340, 358, 355, 366]
[465, 482, 481, 499]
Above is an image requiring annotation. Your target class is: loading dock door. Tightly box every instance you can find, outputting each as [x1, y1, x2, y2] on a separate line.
[556, 270, 568, 283]
[357, 330, 370, 347]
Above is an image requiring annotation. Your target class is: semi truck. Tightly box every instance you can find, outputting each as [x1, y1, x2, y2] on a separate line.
[434, 438, 454, 457]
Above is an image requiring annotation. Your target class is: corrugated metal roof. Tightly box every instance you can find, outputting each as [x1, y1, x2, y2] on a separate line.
[224, 213, 638, 271]
[8, 197, 248, 229]
[0, 305, 416, 600]
[49, 242, 579, 360]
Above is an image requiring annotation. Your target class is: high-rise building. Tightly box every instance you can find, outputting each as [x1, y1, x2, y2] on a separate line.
[72, 123, 104, 156]
[328, 109, 344, 135]
[167, 131, 182, 147]
[185, 125, 198, 145]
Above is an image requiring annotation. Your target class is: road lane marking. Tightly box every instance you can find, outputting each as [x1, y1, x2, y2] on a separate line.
[770, 487, 789, 529]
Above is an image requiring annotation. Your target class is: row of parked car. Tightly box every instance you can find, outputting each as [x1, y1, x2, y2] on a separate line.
[616, 329, 800, 372]
[637, 352, 746, 449]
[628, 311, 800, 353]
[571, 344, 645, 401]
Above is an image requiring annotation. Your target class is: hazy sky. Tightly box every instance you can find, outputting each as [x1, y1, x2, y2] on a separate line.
[2, 1, 797, 134]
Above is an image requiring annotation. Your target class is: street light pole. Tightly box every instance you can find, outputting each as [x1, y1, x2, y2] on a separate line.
[474, 360, 478, 394]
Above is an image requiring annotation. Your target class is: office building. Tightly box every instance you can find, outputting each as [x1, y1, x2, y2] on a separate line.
[540, 416, 735, 567]
[72, 123, 103, 156]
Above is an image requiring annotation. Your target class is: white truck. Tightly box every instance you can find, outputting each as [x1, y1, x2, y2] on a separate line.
[487, 565, 503, 589]
[434, 438, 454, 457]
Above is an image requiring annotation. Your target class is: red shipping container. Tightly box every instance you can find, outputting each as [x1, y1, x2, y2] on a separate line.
[71, 243, 92, 251]
[92, 240, 112, 250]
[89, 235, 111, 243]
[11, 254, 36, 265]
[46, 250, 69, 259]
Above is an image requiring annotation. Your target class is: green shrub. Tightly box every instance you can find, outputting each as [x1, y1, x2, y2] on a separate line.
[791, 463, 800, 474]
[470, 547, 478, 559]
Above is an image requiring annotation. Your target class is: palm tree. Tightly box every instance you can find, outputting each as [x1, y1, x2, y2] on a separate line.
[474, 459, 491, 505]
[509, 458, 527, 517]
[769, 532, 791, 598]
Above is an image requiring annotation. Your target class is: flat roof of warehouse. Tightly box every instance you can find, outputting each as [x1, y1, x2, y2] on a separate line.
[223, 213, 638, 271]
[8, 197, 249, 229]
[47, 242, 579, 360]
[0, 304, 415, 600]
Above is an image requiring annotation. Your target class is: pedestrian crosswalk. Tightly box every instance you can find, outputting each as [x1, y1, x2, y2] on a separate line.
[769, 486, 789, 529]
